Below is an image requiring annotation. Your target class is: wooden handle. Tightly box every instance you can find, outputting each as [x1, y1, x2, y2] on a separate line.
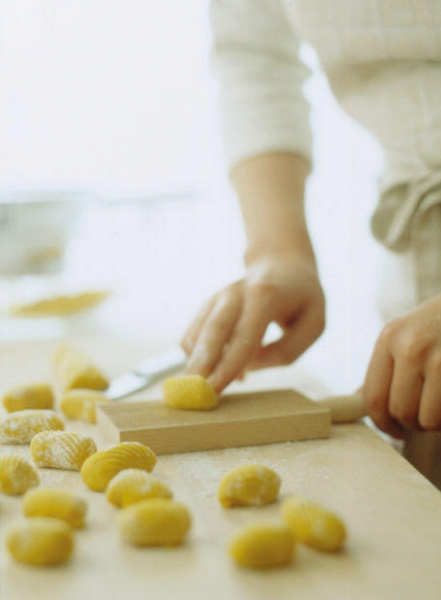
[318, 392, 366, 424]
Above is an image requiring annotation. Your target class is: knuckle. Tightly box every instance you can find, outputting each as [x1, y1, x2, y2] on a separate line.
[218, 287, 236, 304]
[395, 336, 425, 362]
[378, 320, 401, 345]
[248, 281, 277, 301]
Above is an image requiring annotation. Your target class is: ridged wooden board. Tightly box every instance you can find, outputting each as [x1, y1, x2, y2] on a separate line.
[97, 389, 332, 454]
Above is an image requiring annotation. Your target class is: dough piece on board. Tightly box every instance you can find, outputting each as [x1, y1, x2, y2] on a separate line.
[162, 375, 217, 410]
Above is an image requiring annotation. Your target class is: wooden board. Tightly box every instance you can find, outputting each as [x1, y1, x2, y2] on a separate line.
[97, 389, 332, 453]
[2, 336, 441, 600]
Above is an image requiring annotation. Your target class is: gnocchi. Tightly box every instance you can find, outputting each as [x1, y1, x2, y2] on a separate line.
[118, 499, 191, 546]
[10, 290, 110, 318]
[106, 469, 172, 508]
[229, 522, 295, 570]
[2, 383, 54, 412]
[0, 410, 64, 445]
[31, 431, 97, 471]
[162, 375, 217, 410]
[60, 389, 108, 424]
[23, 487, 87, 529]
[218, 465, 281, 508]
[5, 517, 74, 566]
[281, 497, 346, 552]
[0, 454, 39, 496]
[81, 442, 157, 492]
[53, 343, 109, 392]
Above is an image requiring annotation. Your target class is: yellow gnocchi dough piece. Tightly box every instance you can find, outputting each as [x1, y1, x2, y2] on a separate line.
[118, 499, 191, 546]
[5, 517, 74, 566]
[53, 343, 109, 392]
[0, 454, 39, 496]
[0, 410, 64, 445]
[106, 469, 172, 508]
[60, 389, 108, 424]
[9, 290, 110, 318]
[281, 497, 346, 552]
[23, 487, 87, 529]
[30, 431, 97, 471]
[81, 442, 157, 492]
[229, 522, 295, 570]
[218, 465, 281, 508]
[162, 375, 217, 410]
[2, 383, 54, 412]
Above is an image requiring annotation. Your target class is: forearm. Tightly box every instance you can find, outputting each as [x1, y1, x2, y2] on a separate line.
[231, 153, 315, 266]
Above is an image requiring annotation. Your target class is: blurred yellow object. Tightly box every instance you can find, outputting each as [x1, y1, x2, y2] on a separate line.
[2, 382, 54, 412]
[23, 487, 87, 529]
[281, 497, 346, 552]
[53, 343, 109, 392]
[0, 454, 39, 496]
[218, 464, 281, 508]
[0, 410, 64, 445]
[118, 499, 191, 547]
[106, 469, 172, 508]
[229, 522, 295, 570]
[60, 389, 108, 424]
[8, 290, 110, 318]
[6, 517, 74, 566]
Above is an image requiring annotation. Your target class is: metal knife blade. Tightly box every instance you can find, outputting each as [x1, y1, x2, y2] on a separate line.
[105, 346, 186, 401]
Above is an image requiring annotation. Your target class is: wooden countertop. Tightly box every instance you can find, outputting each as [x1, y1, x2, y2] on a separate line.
[1, 337, 441, 600]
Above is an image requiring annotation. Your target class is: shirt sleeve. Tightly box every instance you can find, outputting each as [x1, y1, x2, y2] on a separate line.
[210, 0, 313, 171]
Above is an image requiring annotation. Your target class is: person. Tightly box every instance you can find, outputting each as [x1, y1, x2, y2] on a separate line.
[181, 1, 441, 484]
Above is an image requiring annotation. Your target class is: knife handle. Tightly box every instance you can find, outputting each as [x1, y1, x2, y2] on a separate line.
[319, 392, 366, 424]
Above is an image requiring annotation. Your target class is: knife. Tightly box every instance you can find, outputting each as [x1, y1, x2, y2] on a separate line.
[105, 346, 186, 401]
[104, 324, 287, 401]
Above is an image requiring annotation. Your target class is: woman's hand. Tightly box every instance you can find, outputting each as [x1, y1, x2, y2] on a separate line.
[181, 253, 325, 393]
[363, 293, 441, 439]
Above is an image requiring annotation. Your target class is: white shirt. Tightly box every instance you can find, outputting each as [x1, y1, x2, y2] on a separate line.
[210, 0, 441, 302]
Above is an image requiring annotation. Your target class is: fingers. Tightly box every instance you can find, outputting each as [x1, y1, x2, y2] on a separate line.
[207, 296, 271, 392]
[363, 340, 404, 439]
[185, 290, 243, 378]
[181, 296, 216, 356]
[419, 354, 441, 430]
[247, 307, 324, 370]
[388, 361, 423, 430]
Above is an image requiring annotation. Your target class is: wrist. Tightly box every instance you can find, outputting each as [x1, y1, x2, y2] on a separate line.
[244, 230, 316, 269]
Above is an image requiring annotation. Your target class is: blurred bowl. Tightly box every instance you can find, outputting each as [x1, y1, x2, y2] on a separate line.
[0, 190, 92, 275]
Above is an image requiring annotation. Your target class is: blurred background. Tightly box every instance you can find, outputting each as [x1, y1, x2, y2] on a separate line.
[0, 0, 393, 396]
